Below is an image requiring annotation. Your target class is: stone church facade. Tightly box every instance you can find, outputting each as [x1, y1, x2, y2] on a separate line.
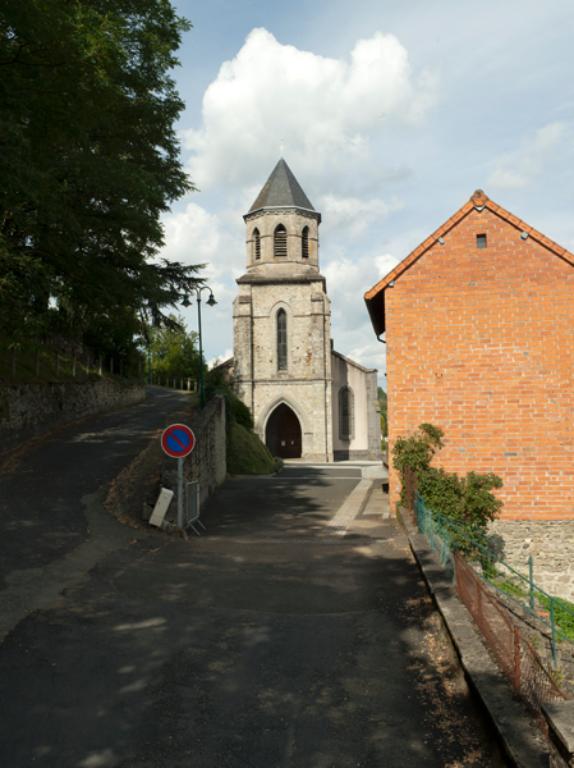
[232, 159, 380, 462]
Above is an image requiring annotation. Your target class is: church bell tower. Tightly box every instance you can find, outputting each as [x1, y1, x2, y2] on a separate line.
[233, 159, 333, 461]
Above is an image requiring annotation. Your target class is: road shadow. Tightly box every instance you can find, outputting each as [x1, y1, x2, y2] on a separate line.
[0, 468, 516, 768]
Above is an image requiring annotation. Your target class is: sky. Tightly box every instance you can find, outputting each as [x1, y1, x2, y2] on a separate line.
[161, 0, 574, 384]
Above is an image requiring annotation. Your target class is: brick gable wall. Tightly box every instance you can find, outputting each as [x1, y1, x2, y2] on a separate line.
[386, 207, 574, 520]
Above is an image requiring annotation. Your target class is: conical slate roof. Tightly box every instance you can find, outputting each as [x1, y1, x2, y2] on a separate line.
[248, 159, 316, 213]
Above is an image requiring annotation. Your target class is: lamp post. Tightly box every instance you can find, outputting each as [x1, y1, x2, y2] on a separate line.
[182, 286, 217, 408]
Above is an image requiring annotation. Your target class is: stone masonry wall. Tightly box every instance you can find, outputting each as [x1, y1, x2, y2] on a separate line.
[490, 519, 574, 602]
[385, 205, 574, 520]
[0, 378, 145, 450]
[185, 395, 227, 508]
[109, 395, 226, 528]
[234, 277, 333, 461]
[244, 208, 319, 270]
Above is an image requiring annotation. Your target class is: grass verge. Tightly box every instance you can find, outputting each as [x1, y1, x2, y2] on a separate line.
[227, 421, 281, 475]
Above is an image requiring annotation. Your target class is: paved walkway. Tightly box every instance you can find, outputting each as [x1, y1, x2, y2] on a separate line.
[0, 439, 505, 767]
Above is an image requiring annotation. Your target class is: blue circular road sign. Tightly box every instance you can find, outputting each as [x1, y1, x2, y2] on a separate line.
[161, 423, 196, 459]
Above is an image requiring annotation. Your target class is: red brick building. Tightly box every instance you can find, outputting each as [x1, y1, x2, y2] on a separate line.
[365, 190, 574, 523]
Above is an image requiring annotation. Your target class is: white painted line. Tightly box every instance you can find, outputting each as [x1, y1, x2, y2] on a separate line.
[232, 475, 361, 481]
[327, 478, 373, 532]
[277, 475, 360, 480]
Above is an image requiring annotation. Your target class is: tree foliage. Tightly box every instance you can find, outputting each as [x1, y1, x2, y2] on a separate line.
[149, 319, 200, 380]
[0, 0, 202, 354]
[205, 365, 254, 430]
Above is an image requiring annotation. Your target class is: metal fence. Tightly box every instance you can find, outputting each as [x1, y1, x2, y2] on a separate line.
[1, 341, 199, 391]
[148, 373, 197, 391]
[454, 553, 566, 712]
[414, 495, 572, 713]
[0, 341, 143, 382]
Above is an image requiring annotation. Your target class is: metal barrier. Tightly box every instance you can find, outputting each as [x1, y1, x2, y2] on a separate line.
[184, 481, 205, 535]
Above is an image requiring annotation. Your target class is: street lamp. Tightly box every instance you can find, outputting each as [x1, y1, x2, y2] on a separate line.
[182, 286, 217, 407]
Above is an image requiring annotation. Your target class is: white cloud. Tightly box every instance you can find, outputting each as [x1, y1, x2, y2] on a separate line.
[161, 201, 243, 284]
[185, 27, 437, 190]
[318, 194, 403, 236]
[488, 122, 567, 189]
[208, 349, 233, 369]
[160, 202, 239, 356]
[162, 202, 222, 266]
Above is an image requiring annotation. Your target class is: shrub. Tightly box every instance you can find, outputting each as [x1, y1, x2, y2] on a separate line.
[227, 393, 253, 430]
[205, 367, 253, 429]
[393, 423, 503, 563]
[393, 423, 443, 483]
[205, 364, 278, 474]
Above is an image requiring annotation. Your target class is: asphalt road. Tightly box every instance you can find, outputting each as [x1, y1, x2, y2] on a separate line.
[0, 395, 505, 767]
[0, 386, 191, 586]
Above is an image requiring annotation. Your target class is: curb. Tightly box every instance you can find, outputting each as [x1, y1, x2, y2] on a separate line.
[401, 514, 548, 768]
[327, 478, 373, 532]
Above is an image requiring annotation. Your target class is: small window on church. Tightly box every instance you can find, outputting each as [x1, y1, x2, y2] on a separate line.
[339, 386, 354, 441]
[277, 309, 287, 370]
[253, 228, 261, 260]
[301, 226, 309, 259]
[274, 224, 287, 258]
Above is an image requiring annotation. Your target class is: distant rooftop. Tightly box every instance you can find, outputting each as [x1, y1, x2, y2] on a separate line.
[248, 158, 317, 214]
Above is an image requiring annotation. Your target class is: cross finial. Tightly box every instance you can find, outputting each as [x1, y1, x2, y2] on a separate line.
[279, 139, 285, 157]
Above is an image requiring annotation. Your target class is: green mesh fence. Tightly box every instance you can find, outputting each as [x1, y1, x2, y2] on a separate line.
[415, 494, 574, 667]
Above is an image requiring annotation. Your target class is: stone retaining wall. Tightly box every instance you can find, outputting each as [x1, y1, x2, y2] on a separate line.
[0, 378, 145, 450]
[108, 395, 227, 528]
[490, 520, 574, 602]
[182, 395, 227, 508]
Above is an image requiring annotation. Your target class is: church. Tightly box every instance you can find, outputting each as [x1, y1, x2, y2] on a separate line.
[232, 159, 381, 462]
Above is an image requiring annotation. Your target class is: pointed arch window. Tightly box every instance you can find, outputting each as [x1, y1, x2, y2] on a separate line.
[277, 309, 287, 370]
[274, 224, 287, 258]
[253, 227, 261, 260]
[301, 226, 309, 259]
[339, 386, 354, 441]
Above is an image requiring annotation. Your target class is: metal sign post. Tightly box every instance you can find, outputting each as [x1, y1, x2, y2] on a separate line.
[160, 423, 196, 531]
[177, 457, 184, 529]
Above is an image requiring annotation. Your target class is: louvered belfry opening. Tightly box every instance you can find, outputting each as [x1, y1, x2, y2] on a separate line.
[301, 226, 309, 258]
[253, 228, 261, 260]
[274, 224, 287, 257]
[277, 309, 287, 370]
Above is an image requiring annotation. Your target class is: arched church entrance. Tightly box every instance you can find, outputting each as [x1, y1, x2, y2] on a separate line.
[265, 403, 302, 458]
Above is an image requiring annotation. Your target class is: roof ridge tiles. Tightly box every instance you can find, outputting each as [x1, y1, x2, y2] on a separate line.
[364, 192, 574, 305]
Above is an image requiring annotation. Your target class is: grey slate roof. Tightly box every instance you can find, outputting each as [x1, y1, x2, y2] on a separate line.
[248, 159, 316, 213]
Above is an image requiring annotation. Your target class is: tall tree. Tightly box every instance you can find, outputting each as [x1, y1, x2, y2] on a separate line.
[0, 0, 201, 348]
[149, 318, 200, 381]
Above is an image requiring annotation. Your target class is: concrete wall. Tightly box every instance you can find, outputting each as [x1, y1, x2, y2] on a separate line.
[0, 378, 145, 450]
[385, 205, 574, 519]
